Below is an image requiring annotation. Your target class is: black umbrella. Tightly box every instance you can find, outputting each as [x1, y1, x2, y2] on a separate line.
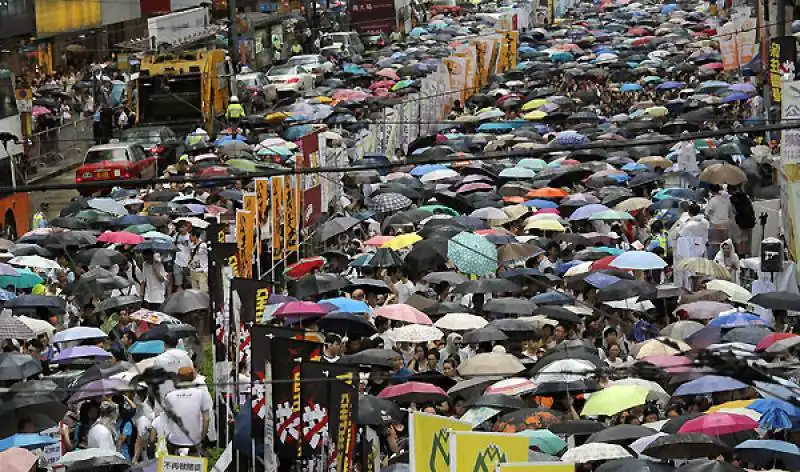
[0, 352, 42, 380]
[291, 274, 351, 299]
[410, 371, 457, 391]
[422, 301, 475, 317]
[467, 394, 526, 411]
[138, 323, 196, 341]
[422, 272, 469, 286]
[484, 298, 534, 316]
[161, 289, 210, 314]
[749, 291, 800, 311]
[342, 348, 401, 368]
[368, 248, 404, 269]
[721, 326, 774, 345]
[71, 361, 133, 388]
[596, 458, 675, 472]
[453, 279, 521, 294]
[534, 379, 598, 395]
[358, 394, 404, 426]
[587, 424, 657, 445]
[318, 216, 361, 242]
[549, 419, 605, 435]
[533, 306, 581, 324]
[97, 295, 142, 312]
[74, 248, 127, 267]
[661, 413, 705, 433]
[6, 295, 66, 315]
[674, 460, 743, 472]
[629, 172, 664, 188]
[405, 238, 448, 276]
[50, 216, 90, 229]
[66, 275, 133, 301]
[486, 319, 537, 336]
[642, 433, 730, 460]
[347, 278, 392, 294]
[317, 312, 376, 337]
[463, 327, 508, 344]
[10, 244, 54, 258]
[597, 280, 658, 302]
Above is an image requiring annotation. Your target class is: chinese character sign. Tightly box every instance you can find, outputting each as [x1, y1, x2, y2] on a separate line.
[158, 455, 207, 472]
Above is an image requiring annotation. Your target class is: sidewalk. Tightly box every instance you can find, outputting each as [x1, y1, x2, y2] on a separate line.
[27, 118, 92, 184]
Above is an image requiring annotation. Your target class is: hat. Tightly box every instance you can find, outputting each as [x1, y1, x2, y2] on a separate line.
[177, 366, 197, 381]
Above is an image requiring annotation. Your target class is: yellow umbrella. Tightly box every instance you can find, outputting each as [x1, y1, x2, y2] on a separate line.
[638, 156, 673, 170]
[706, 400, 754, 413]
[582, 385, 650, 416]
[313, 96, 334, 104]
[524, 219, 566, 232]
[522, 99, 548, 111]
[523, 110, 548, 120]
[382, 233, 422, 250]
[265, 111, 290, 122]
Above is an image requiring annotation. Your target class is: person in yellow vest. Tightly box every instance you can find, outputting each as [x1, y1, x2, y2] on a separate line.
[32, 203, 48, 229]
[185, 127, 209, 146]
[291, 43, 303, 56]
[225, 96, 246, 127]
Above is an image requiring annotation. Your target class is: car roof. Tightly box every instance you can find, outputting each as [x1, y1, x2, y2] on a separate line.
[88, 143, 136, 151]
[290, 55, 322, 60]
[122, 126, 167, 133]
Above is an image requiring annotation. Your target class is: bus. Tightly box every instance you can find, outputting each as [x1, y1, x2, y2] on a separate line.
[0, 68, 31, 238]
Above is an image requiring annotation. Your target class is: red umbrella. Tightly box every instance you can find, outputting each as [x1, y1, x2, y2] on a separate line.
[632, 36, 654, 47]
[97, 231, 144, 245]
[373, 304, 432, 325]
[377, 381, 447, 404]
[273, 301, 331, 318]
[284, 256, 326, 279]
[369, 80, 397, 91]
[701, 63, 724, 71]
[678, 413, 758, 436]
[457, 182, 494, 194]
[198, 166, 231, 177]
[755, 333, 800, 353]
[591, 256, 618, 271]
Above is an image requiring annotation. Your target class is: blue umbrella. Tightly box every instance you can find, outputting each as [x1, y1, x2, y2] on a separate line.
[0, 289, 16, 301]
[661, 4, 680, 13]
[653, 188, 700, 201]
[721, 92, 751, 103]
[524, 199, 559, 209]
[673, 375, 748, 396]
[343, 64, 368, 76]
[620, 83, 643, 92]
[759, 408, 794, 430]
[111, 215, 152, 226]
[409, 27, 428, 37]
[319, 297, 371, 313]
[610, 251, 667, 270]
[748, 398, 800, 417]
[284, 124, 314, 141]
[129, 340, 165, 356]
[550, 52, 574, 62]
[0, 433, 57, 452]
[655, 81, 686, 91]
[568, 204, 609, 221]
[349, 253, 373, 268]
[410, 164, 448, 176]
[478, 122, 521, 133]
[735, 440, 800, 470]
[584, 272, 621, 289]
[531, 291, 573, 305]
[622, 163, 649, 172]
[499, 167, 536, 179]
[707, 312, 764, 328]
[554, 131, 589, 145]
[447, 231, 498, 276]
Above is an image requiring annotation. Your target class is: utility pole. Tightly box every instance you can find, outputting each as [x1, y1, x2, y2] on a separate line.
[229, 0, 238, 71]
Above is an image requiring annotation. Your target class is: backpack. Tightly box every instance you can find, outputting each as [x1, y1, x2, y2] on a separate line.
[731, 192, 756, 230]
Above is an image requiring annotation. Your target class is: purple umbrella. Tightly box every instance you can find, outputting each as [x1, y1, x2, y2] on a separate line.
[51, 346, 112, 363]
[568, 204, 610, 221]
[268, 294, 298, 305]
[656, 81, 686, 91]
[554, 131, 589, 145]
[673, 375, 748, 396]
[584, 272, 622, 289]
[729, 83, 756, 93]
[721, 92, 751, 103]
[0, 263, 18, 277]
[184, 203, 206, 215]
[68, 378, 129, 404]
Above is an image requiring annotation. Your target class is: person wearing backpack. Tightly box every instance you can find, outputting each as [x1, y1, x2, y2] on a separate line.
[729, 185, 756, 256]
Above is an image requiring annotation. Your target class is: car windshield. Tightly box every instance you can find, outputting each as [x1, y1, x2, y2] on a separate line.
[238, 78, 258, 88]
[85, 148, 129, 164]
[268, 66, 295, 76]
[290, 57, 319, 65]
[121, 129, 160, 144]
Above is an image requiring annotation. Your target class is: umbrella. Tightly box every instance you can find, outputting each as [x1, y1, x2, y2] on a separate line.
[679, 412, 758, 436]
[96, 231, 145, 245]
[597, 280, 657, 302]
[721, 326, 773, 345]
[458, 352, 525, 377]
[128, 340, 165, 356]
[699, 163, 747, 186]
[138, 323, 196, 341]
[749, 291, 800, 311]
[367, 193, 412, 213]
[8, 255, 60, 270]
[642, 433, 730, 460]
[468, 394, 527, 410]
[661, 321, 705, 340]
[56, 448, 129, 470]
[595, 459, 674, 472]
[704, 280, 751, 304]
[52, 326, 107, 344]
[673, 375, 748, 396]
[319, 297, 371, 313]
[755, 333, 800, 353]
[161, 289, 210, 314]
[463, 327, 508, 344]
[67, 378, 129, 405]
[0, 433, 57, 452]
[292, 274, 351, 299]
[707, 312, 764, 328]
[342, 349, 401, 368]
[581, 385, 651, 416]
[447, 232, 498, 276]
[735, 440, 800, 470]
[52, 345, 112, 363]
[434, 313, 487, 331]
[0, 353, 41, 380]
[587, 425, 658, 445]
[284, 256, 327, 279]
[318, 217, 361, 241]
[0, 315, 35, 340]
[610, 251, 667, 270]
[0, 448, 38, 472]
[484, 298, 534, 316]
[377, 381, 447, 404]
[454, 279, 521, 294]
[674, 302, 735, 321]
[674, 258, 730, 278]
[358, 394, 404, 426]
[549, 419, 606, 435]
[374, 304, 432, 325]
[317, 312, 376, 337]
[368, 248, 404, 269]
[561, 443, 632, 463]
[516, 429, 567, 454]
[385, 324, 443, 343]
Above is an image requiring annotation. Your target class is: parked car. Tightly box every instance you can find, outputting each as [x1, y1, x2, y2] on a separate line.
[359, 32, 389, 50]
[266, 65, 315, 95]
[287, 55, 334, 84]
[75, 143, 157, 195]
[120, 126, 183, 169]
[236, 72, 278, 111]
[320, 32, 365, 56]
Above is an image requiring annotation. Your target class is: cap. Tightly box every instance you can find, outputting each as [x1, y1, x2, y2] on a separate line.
[177, 366, 196, 381]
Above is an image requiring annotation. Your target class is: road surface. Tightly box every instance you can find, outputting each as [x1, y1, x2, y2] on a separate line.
[29, 170, 80, 222]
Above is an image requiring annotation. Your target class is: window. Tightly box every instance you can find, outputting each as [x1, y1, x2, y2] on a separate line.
[85, 148, 129, 164]
[130, 146, 147, 161]
[0, 69, 17, 121]
[0, 0, 26, 16]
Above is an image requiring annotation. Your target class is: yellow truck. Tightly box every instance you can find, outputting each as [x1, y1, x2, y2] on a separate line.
[132, 49, 230, 132]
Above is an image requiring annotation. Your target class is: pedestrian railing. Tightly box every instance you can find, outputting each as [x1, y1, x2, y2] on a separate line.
[26, 117, 93, 181]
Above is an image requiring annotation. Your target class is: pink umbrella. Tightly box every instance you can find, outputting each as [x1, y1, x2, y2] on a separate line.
[97, 231, 145, 245]
[701, 63, 725, 71]
[376, 68, 400, 81]
[369, 80, 396, 91]
[365, 235, 393, 247]
[640, 355, 692, 373]
[332, 89, 371, 102]
[377, 381, 447, 403]
[456, 182, 494, 194]
[0, 448, 38, 472]
[274, 301, 330, 318]
[31, 105, 51, 117]
[678, 412, 758, 436]
[374, 304, 432, 325]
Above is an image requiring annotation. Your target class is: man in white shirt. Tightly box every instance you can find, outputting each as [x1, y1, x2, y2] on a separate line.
[140, 251, 168, 310]
[87, 402, 119, 453]
[153, 335, 194, 403]
[674, 203, 710, 289]
[390, 269, 415, 304]
[188, 231, 209, 292]
[173, 222, 192, 291]
[163, 367, 212, 455]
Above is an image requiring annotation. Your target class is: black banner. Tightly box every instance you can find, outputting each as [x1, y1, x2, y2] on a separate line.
[210, 242, 237, 362]
[325, 364, 359, 472]
[769, 36, 797, 104]
[299, 362, 330, 460]
[231, 278, 273, 324]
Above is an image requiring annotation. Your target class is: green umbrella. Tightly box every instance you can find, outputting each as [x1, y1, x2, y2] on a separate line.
[447, 231, 497, 276]
[588, 210, 635, 221]
[392, 79, 414, 91]
[74, 209, 114, 224]
[0, 267, 44, 289]
[126, 224, 157, 234]
[581, 385, 650, 417]
[418, 205, 460, 217]
[227, 159, 258, 173]
[517, 429, 567, 455]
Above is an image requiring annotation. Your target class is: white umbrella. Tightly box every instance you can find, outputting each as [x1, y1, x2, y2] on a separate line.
[87, 198, 128, 217]
[470, 207, 508, 220]
[174, 217, 210, 229]
[9, 255, 60, 270]
[420, 169, 459, 182]
[564, 261, 592, 277]
[604, 297, 655, 312]
[56, 448, 127, 468]
[610, 251, 667, 270]
[532, 359, 596, 384]
[707, 279, 752, 304]
[561, 443, 632, 463]
[661, 320, 705, 340]
[517, 315, 558, 330]
[457, 352, 525, 377]
[385, 324, 444, 343]
[630, 432, 668, 456]
[17, 315, 56, 339]
[434, 313, 488, 331]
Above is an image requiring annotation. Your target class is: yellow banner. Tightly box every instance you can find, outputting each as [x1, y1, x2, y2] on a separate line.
[496, 32, 519, 73]
[498, 463, 576, 472]
[236, 210, 255, 279]
[255, 178, 270, 257]
[271, 176, 285, 259]
[283, 175, 301, 254]
[244, 192, 258, 226]
[410, 412, 471, 472]
[36, 0, 100, 34]
[449, 432, 528, 472]
[471, 39, 494, 87]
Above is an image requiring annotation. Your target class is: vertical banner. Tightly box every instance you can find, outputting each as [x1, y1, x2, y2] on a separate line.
[362, 426, 382, 472]
[301, 132, 324, 227]
[210, 242, 237, 361]
[326, 364, 359, 472]
[284, 175, 301, 254]
[781, 81, 800, 263]
[770, 36, 796, 104]
[498, 464, 576, 472]
[271, 176, 286, 260]
[448, 431, 528, 472]
[547, 0, 554, 25]
[231, 278, 272, 324]
[255, 178, 270, 261]
[236, 210, 255, 279]
[409, 412, 472, 472]
[244, 192, 259, 276]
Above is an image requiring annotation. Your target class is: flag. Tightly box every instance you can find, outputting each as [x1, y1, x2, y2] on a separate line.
[210, 242, 237, 362]
[231, 278, 272, 324]
[409, 412, 471, 472]
[236, 210, 255, 279]
[284, 175, 301, 254]
[448, 431, 528, 472]
[361, 426, 381, 472]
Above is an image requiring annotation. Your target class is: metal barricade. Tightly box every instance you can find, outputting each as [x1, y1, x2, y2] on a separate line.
[26, 117, 92, 181]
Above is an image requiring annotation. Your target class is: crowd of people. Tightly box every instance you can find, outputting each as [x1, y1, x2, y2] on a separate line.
[1, 0, 800, 471]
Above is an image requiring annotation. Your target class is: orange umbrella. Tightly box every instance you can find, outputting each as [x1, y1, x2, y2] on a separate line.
[527, 187, 569, 199]
[504, 196, 526, 204]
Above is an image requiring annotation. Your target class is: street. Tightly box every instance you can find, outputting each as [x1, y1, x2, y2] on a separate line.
[29, 168, 79, 222]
